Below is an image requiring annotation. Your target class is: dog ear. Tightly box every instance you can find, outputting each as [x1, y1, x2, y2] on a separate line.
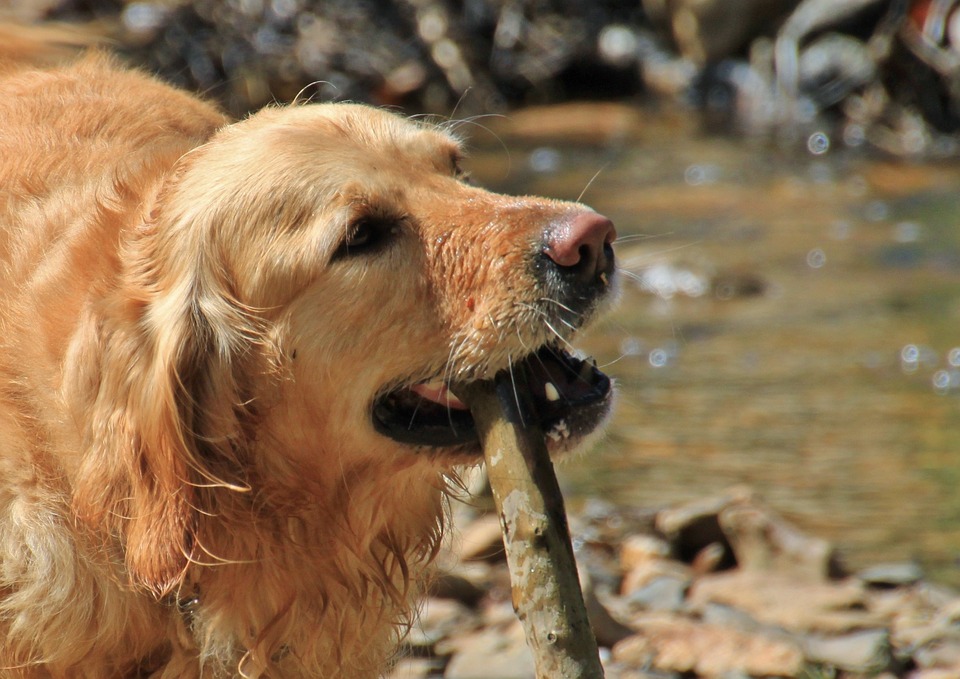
[71, 207, 260, 598]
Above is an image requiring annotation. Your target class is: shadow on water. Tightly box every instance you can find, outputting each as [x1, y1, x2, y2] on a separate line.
[466, 104, 960, 585]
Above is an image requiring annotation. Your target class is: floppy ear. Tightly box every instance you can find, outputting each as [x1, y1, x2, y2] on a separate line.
[70, 207, 262, 598]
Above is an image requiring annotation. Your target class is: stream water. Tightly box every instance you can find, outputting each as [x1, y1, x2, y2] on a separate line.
[466, 104, 960, 585]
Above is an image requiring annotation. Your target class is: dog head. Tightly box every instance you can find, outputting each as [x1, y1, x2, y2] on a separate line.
[73, 103, 617, 594]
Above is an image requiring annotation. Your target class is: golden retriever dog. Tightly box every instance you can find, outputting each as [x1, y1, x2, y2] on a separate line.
[0, 48, 616, 678]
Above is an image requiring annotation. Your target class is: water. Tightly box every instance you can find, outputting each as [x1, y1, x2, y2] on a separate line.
[466, 106, 960, 585]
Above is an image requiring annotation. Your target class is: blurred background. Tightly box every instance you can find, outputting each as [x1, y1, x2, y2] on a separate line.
[6, 0, 960, 586]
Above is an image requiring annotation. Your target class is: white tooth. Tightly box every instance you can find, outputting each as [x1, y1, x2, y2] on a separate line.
[544, 382, 561, 402]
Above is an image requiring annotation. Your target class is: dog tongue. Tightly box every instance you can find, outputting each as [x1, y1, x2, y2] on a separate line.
[410, 382, 469, 410]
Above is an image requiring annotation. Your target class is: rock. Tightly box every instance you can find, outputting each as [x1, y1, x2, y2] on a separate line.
[612, 612, 805, 678]
[802, 629, 891, 674]
[914, 639, 960, 670]
[690, 541, 726, 575]
[620, 534, 671, 571]
[624, 576, 687, 612]
[442, 621, 535, 679]
[689, 570, 883, 633]
[479, 600, 519, 628]
[655, 487, 753, 540]
[621, 559, 692, 596]
[858, 562, 924, 588]
[580, 566, 634, 648]
[699, 603, 764, 631]
[384, 657, 444, 679]
[455, 514, 504, 562]
[493, 102, 642, 144]
[881, 584, 960, 652]
[655, 488, 840, 580]
[718, 500, 836, 580]
[406, 598, 475, 650]
[910, 670, 960, 679]
[604, 664, 682, 679]
[428, 568, 488, 606]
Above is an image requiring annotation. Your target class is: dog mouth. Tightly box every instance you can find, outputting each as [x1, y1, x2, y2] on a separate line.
[371, 345, 612, 451]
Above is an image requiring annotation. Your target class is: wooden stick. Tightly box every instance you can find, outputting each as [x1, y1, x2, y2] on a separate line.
[454, 372, 605, 679]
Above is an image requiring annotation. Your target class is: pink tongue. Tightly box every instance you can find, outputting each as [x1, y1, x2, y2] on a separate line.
[410, 383, 469, 410]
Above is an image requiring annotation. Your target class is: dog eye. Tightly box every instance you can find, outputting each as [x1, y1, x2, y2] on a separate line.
[333, 217, 401, 260]
[452, 156, 472, 184]
[346, 220, 375, 248]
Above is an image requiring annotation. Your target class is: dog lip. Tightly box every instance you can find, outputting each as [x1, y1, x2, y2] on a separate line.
[371, 387, 479, 448]
[371, 345, 612, 452]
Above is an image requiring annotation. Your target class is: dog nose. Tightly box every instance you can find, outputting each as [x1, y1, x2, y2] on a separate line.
[544, 211, 617, 282]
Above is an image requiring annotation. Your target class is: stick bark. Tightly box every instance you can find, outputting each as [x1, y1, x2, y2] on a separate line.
[454, 372, 605, 679]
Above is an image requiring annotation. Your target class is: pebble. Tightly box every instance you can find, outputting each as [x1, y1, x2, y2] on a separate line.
[442, 623, 534, 679]
[455, 513, 504, 562]
[392, 489, 960, 678]
[620, 534, 671, 571]
[689, 570, 882, 633]
[612, 613, 805, 678]
[858, 562, 925, 588]
[802, 629, 891, 673]
[625, 576, 688, 612]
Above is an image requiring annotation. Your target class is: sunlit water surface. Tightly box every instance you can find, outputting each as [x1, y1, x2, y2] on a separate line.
[466, 105, 960, 585]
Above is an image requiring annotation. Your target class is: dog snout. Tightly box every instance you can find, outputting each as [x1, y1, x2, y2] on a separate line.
[543, 211, 617, 284]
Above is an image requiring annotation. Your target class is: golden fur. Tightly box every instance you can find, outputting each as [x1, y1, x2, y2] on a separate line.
[0, 51, 614, 677]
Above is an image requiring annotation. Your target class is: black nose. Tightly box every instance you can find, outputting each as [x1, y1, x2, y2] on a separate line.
[543, 211, 616, 284]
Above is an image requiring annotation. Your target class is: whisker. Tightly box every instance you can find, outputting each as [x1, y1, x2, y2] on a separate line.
[618, 269, 644, 284]
[613, 233, 671, 244]
[536, 296, 578, 317]
[441, 113, 509, 134]
[597, 352, 630, 369]
[505, 352, 526, 428]
[621, 241, 702, 268]
[516, 301, 577, 336]
[292, 80, 339, 105]
[577, 163, 609, 203]
[542, 318, 578, 353]
[442, 335, 471, 430]
[408, 396, 424, 431]
[449, 87, 473, 121]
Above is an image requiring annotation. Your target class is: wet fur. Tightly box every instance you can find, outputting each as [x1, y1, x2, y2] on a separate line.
[0, 53, 604, 677]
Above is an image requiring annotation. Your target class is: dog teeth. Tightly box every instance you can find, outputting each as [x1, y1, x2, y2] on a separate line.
[544, 382, 560, 402]
[546, 419, 570, 442]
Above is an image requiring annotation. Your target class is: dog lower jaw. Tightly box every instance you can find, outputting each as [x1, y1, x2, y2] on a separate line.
[370, 345, 614, 457]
